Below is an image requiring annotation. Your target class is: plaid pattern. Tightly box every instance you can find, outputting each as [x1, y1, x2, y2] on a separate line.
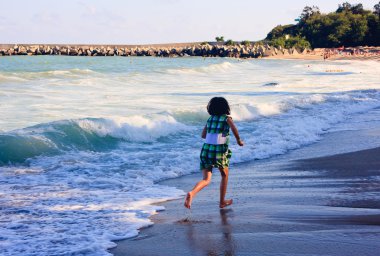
[206, 115, 230, 134]
[200, 115, 232, 170]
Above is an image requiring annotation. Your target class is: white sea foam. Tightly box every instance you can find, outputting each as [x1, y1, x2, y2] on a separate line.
[233, 91, 380, 162]
[165, 61, 241, 75]
[21, 68, 97, 79]
[75, 115, 190, 142]
[0, 73, 28, 82]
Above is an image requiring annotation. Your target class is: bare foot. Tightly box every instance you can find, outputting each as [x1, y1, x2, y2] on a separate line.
[184, 192, 193, 209]
[219, 199, 233, 208]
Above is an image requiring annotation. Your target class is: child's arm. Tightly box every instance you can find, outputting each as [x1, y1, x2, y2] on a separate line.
[227, 117, 244, 146]
[201, 125, 207, 139]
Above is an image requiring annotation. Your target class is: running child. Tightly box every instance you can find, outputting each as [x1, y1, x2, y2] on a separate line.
[184, 97, 244, 209]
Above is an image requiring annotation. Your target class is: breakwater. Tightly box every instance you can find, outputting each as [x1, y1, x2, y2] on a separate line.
[0, 43, 308, 58]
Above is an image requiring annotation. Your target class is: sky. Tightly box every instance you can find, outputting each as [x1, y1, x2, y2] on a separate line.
[0, 0, 378, 44]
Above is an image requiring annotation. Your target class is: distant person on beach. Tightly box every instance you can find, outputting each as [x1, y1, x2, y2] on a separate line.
[184, 97, 244, 209]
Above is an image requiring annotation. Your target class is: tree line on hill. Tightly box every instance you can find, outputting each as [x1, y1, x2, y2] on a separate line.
[266, 2, 380, 49]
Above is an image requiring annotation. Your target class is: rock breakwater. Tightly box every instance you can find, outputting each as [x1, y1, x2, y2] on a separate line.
[0, 43, 309, 58]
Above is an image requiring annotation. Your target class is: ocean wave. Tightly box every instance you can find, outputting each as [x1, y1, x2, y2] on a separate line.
[2, 90, 380, 167]
[0, 69, 98, 82]
[174, 93, 326, 123]
[233, 90, 380, 162]
[0, 115, 190, 165]
[1, 89, 380, 255]
[165, 61, 244, 75]
[0, 73, 28, 82]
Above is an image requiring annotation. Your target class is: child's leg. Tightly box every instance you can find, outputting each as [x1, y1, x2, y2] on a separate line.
[184, 169, 212, 209]
[219, 167, 233, 208]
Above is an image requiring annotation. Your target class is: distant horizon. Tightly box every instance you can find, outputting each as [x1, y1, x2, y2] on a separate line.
[0, 0, 378, 45]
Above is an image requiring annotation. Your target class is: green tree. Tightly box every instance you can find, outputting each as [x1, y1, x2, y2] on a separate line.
[345, 13, 368, 45]
[285, 36, 311, 50]
[350, 4, 365, 14]
[241, 40, 251, 46]
[266, 2, 379, 48]
[374, 1, 380, 18]
[225, 39, 235, 46]
[336, 2, 352, 13]
[215, 36, 225, 42]
[270, 37, 286, 48]
[366, 13, 380, 45]
[266, 24, 297, 40]
[269, 35, 310, 50]
[300, 5, 320, 21]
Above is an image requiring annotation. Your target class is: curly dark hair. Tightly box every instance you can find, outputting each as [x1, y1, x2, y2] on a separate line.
[207, 97, 231, 115]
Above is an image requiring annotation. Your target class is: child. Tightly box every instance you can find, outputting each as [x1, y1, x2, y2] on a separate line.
[184, 97, 244, 209]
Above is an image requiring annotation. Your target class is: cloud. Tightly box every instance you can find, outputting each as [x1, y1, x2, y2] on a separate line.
[31, 11, 60, 24]
[78, 1, 97, 15]
[77, 2, 128, 31]
[160, 0, 182, 4]
[0, 16, 5, 30]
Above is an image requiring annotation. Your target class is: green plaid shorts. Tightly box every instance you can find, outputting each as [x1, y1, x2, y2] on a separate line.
[200, 143, 232, 171]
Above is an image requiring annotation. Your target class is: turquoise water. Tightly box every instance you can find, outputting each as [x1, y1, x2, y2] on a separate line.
[1, 56, 380, 255]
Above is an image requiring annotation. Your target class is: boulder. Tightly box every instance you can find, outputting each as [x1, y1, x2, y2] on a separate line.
[257, 45, 265, 55]
[52, 47, 59, 55]
[43, 46, 51, 54]
[240, 47, 249, 57]
[292, 48, 300, 55]
[130, 48, 137, 56]
[60, 48, 69, 55]
[7, 48, 15, 55]
[35, 46, 43, 55]
[263, 49, 276, 57]
[146, 49, 156, 56]
[69, 48, 79, 55]
[107, 49, 115, 56]
[18, 46, 27, 55]
[276, 49, 284, 56]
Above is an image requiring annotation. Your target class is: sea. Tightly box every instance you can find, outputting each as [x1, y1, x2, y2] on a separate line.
[0, 56, 380, 255]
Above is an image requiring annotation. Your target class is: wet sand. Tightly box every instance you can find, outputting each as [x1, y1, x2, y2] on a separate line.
[268, 54, 380, 61]
[110, 140, 380, 256]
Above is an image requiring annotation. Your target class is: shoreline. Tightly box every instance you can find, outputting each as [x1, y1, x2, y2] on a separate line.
[110, 125, 380, 255]
[1, 43, 379, 60]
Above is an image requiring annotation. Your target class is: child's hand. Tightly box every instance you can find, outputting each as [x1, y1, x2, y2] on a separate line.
[237, 139, 244, 146]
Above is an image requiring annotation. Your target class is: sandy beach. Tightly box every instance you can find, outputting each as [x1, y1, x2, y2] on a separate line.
[110, 121, 380, 256]
[267, 52, 380, 61]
